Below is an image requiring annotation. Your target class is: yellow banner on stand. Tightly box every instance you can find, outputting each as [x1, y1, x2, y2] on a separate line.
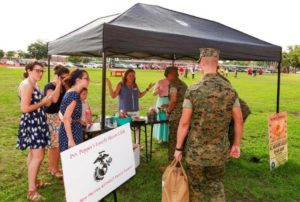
[268, 112, 288, 170]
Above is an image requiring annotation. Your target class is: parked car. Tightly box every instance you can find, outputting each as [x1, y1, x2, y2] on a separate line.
[138, 64, 146, 69]
[236, 67, 247, 72]
[114, 63, 127, 68]
[227, 66, 235, 72]
[74, 63, 84, 68]
[151, 64, 160, 69]
[19, 61, 26, 66]
[264, 69, 272, 74]
[127, 64, 137, 69]
[93, 63, 102, 68]
[84, 63, 97, 68]
[6, 60, 15, 66]
[64, 62, 74, 68]
[39, 61, 48, 66]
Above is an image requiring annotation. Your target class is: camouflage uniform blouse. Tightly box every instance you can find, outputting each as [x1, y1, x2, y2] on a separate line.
[183, 73, 239, 166]
[169, 78, 187, 121]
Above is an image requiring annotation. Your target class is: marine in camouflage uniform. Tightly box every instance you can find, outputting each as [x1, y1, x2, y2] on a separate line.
[168, 76, 187, 161]
[175, 48, 243, 202]
[183, 73, 240, 201]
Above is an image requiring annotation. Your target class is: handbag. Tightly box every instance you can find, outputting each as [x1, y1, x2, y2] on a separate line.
[162, 159, 189, 202]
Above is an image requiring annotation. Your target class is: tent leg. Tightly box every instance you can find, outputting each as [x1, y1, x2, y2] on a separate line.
[101, 53, 107, 130]
[47, 56, 51, 82]
[113, 190, 117, 201]
[276, 62, 281, 113]
[172, 53, 176, 66]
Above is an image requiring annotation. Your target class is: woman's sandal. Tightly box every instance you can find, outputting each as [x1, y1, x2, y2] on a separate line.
[27, 190, 44, 201]
[49, 170, 63, 179]
[36, 180, 52, 188]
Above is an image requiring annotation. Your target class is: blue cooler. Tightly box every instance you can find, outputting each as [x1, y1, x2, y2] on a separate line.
[116, 117, 132, 126]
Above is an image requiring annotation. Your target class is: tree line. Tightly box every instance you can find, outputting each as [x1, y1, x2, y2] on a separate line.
[0, 40, 92, 64]
[282, 46, 300, 72]
[0, 40, 47, 60]
[1, 40, 299, 71]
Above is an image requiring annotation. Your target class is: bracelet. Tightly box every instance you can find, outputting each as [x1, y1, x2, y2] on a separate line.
[175, 147, 183, 151]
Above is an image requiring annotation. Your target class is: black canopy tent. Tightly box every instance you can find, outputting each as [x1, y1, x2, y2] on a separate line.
[48, 3, 282, 130]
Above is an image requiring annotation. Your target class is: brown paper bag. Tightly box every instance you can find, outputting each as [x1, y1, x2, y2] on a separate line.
[162, 159, 189, 202]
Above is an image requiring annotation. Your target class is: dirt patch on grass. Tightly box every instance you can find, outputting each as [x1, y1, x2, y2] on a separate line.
[229, 191, 256, 202]
[290, 112, 300, 118]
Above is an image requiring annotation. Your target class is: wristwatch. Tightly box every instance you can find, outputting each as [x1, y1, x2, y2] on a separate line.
[175, 147, 183, 151]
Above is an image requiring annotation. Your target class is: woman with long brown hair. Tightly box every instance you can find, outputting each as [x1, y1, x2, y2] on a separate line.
[106, 69, 154, 115]
[106, 69, 155, 143]
[59, 69, 90, 152]
[17, 61, 52, 201]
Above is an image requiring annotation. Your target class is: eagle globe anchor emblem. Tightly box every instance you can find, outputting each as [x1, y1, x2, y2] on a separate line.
[93, 151, 112, 182]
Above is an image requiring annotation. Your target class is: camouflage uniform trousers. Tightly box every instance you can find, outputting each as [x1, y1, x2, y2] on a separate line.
[168, 119, 180, 161]
[185, 162, 225, 202]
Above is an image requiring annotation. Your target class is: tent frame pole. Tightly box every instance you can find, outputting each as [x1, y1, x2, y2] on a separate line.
[172, 53, 176, 66]
[47, 55, 51, 82]
[99, 53, 119, 202]
[113, 191, 117, 201]
[276, 61, 281, 113]
[101, 53, 107, 130]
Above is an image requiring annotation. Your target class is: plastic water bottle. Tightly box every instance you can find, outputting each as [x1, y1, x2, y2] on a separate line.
[113, 117, 117, 128]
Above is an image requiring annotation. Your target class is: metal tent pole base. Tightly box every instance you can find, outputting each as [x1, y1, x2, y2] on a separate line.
[99, 190, 117, 202]
[47, 55, 51, 82]
[276, 62, 281, 113]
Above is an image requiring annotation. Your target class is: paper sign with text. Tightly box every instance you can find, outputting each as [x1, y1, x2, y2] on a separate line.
[61, 123, 135, 202]
[268, 112, 288, 170]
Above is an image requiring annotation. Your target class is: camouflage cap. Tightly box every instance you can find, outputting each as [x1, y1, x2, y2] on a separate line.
[199, 48, 220, 59]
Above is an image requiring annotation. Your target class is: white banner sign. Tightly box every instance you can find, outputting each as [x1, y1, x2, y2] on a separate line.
[61, 123, 136, 202]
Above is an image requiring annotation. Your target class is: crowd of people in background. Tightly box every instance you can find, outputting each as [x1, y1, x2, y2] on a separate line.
[17, 48, 245, 201]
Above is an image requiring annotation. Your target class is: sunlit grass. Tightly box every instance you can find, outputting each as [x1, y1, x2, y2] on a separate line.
[0, 67, 299, 201]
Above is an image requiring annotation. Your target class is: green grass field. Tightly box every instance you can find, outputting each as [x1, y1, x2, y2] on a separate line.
[0, 66, 299, 202]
